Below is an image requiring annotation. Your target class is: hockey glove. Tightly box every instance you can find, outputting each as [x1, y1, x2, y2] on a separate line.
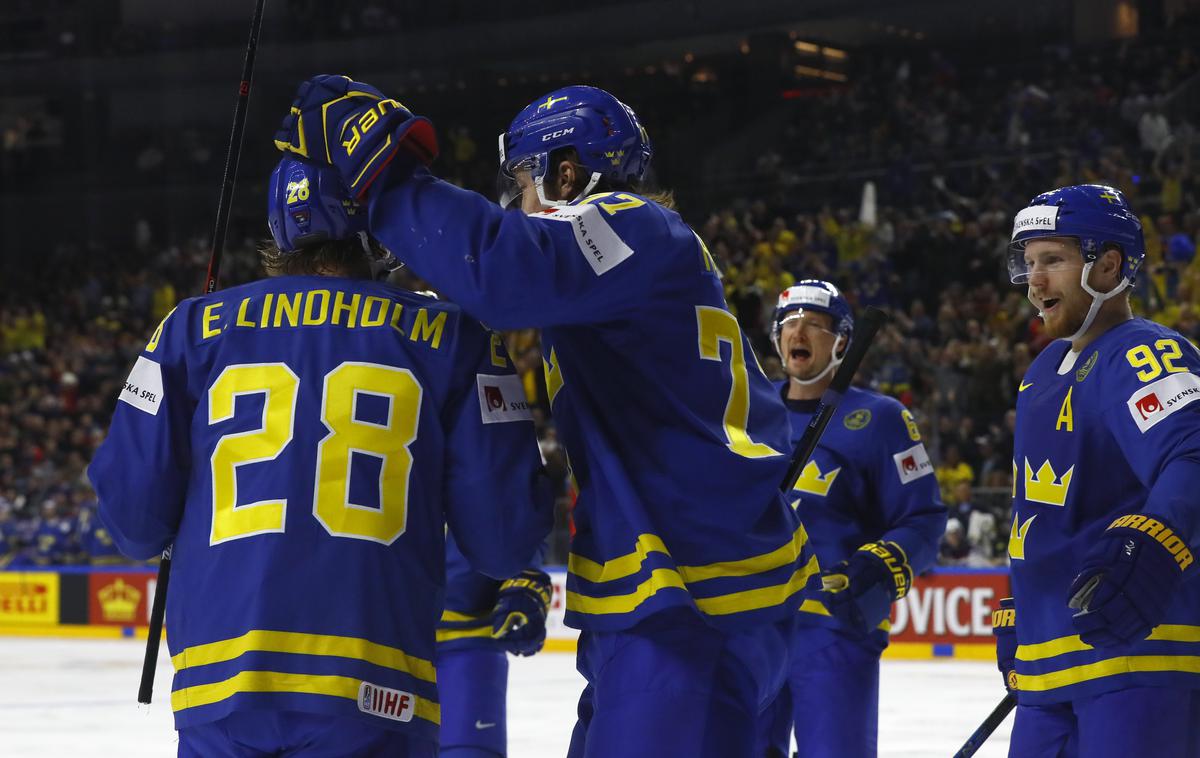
[992, 597, 1018, 692]
[274, 74, 438, 198]
[1067, 513, 1194, 647]
[812, 540, 913, 636]
[491, 568, 552, 657]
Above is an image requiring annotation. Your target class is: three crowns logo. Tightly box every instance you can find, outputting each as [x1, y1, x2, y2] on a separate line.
[1024, 458, 1074, 507]
[793, 461, 841, 497]
[98, 579, 141, 623]
[1008, 514, 1037, 560]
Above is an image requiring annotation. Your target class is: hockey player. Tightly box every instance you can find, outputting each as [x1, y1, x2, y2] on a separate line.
[88, 156, 552, 757]
[760, 280, 945, 757]
[274, 76, 811, 757]
[436, 533, 552, 758]
[998, 184, 1200, 756]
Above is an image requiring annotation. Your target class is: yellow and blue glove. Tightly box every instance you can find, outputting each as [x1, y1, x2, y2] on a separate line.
[812, 540, 912, 636]
[274, 74, 438, 199]
[491, 568, 552, 657]
[992, 597, 1018, 692]
[1068, 513, 1193, 647]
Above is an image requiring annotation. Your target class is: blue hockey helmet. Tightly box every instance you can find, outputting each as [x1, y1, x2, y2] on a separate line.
[771, 279, 854, 355]
[497, 85, 652, 208]
[1007, 184, 1144, 284]
[268, 155, 369, 253]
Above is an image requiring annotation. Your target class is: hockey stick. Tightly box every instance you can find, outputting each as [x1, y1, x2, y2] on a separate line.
[953, 692, 1016, 757]
[779, 306, 889, 493]
[138, 0, 267, 705]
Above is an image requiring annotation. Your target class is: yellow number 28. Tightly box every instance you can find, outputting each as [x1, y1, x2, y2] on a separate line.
[208, 361, 421, 546]
[696, 306, 782, 459]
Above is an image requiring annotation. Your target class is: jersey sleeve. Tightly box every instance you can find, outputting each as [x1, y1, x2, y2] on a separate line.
[367, 173, 679, 329]
[1101, 333, 1200, 552]
[88, 304, 195, 560]
[441, 323, 554, 579]
[869, 401, 946, 573]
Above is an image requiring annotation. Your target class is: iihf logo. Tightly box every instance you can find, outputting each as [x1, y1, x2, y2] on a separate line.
[1135, 393, 1162, 420]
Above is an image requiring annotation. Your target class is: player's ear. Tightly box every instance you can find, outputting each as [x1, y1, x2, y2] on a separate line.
[1098, 247, 1123, 286]
[556, 160, 578, 201]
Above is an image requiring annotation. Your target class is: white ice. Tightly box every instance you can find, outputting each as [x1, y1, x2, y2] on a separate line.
[0, 637, 1011, 757]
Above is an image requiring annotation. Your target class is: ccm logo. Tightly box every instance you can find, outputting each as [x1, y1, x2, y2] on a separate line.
[542, 128, 575, 141]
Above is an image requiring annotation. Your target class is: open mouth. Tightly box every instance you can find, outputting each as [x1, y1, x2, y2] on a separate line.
[1042, 298, 1061, 314]
[789, 347, 812, 360]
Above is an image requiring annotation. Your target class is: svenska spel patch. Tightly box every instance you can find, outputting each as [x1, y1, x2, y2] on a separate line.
[1127, 372, 1200, 432]
[119, 356, 164, 416]
[541, 203, 635, 276]
[477, 373, 534, 424]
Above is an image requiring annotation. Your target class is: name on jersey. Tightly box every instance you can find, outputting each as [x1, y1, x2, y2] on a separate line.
[198, 290, 447, 350]
[358, 681, 415, 722]
[542, 203, 634, 276]
[1126, 372, 1200, 432]
[892, 443, 933, 484]
[1011, 206, 1058, 238]
[477, 373, 533, 424]
[118, 356, 164, 415]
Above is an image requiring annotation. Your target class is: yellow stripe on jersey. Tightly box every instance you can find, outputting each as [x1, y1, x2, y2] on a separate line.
[568, 555, 820, 617]
[568, 534, 671, 584]
[435, 626, 493, 643]
[440, 609, 489, 624]
[798, 598, 892, 632]
[170, 670, 440, 723]
[1017, 624, 1200, 661]
[1017, 655, 1200, 692]
[568, 525, 808, 586]
[694, 558, 819, 616]
[171, 629, 436, 683]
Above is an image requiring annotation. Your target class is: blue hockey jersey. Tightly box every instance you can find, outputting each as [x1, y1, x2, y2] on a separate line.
[1009, 318, 1200, 704]
[88, 276, 551, 739]
[779, 385, 945, 647]
[367, 173, 812, 632]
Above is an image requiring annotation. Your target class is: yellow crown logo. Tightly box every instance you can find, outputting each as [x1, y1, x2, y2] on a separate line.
[1024, 458, 1074, 507]
[98, 579, 141, 623]
[1007, 514, 1036, 560]
[793, 461, 841, 497]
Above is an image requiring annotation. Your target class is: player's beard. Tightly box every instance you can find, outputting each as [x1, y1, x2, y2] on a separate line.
[1037, 289, 1089, 340]
[786, 348, 832, 382]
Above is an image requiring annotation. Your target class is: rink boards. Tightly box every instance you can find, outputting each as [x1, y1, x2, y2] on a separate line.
[0, 566, 1008, 660]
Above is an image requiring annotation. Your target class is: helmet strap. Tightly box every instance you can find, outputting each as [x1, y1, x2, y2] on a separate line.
[1066, 261, 1131, 343]
[786, 335, 847, 387]
[534, 171, 602, 208]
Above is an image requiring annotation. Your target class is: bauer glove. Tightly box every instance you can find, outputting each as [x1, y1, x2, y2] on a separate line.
[992, 597, 1018, 692]
[1068, 513, 1194, 647]
[812, 540, 912, 636]
[274, 74, 438, 198]
[491, 568, 552, 656]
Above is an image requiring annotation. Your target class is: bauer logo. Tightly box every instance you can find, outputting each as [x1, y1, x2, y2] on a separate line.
[892, 443, 933, 484]
[358, 681, 415, 723]
[477, 373, 533, 424]
[118, 356, 164, 416]
[1127, 372, 1200, 432]
[1011, 206, 1058, 239]
[541, 203, 635, 276]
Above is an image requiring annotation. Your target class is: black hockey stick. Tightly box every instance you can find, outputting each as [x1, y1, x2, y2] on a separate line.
[138, 0, 267, 705]
[779, 306, 889, 493]
[953, 692, 1016, 757]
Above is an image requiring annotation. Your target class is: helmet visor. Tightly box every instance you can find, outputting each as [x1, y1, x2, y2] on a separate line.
[1007, 238, 1082, 283]
[496, 142, 550, 210]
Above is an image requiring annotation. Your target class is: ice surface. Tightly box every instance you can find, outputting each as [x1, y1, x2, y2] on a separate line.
[0, 637, 1011, 756]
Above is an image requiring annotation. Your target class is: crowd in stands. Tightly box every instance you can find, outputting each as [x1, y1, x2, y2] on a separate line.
[2, 21, 1198, 570]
